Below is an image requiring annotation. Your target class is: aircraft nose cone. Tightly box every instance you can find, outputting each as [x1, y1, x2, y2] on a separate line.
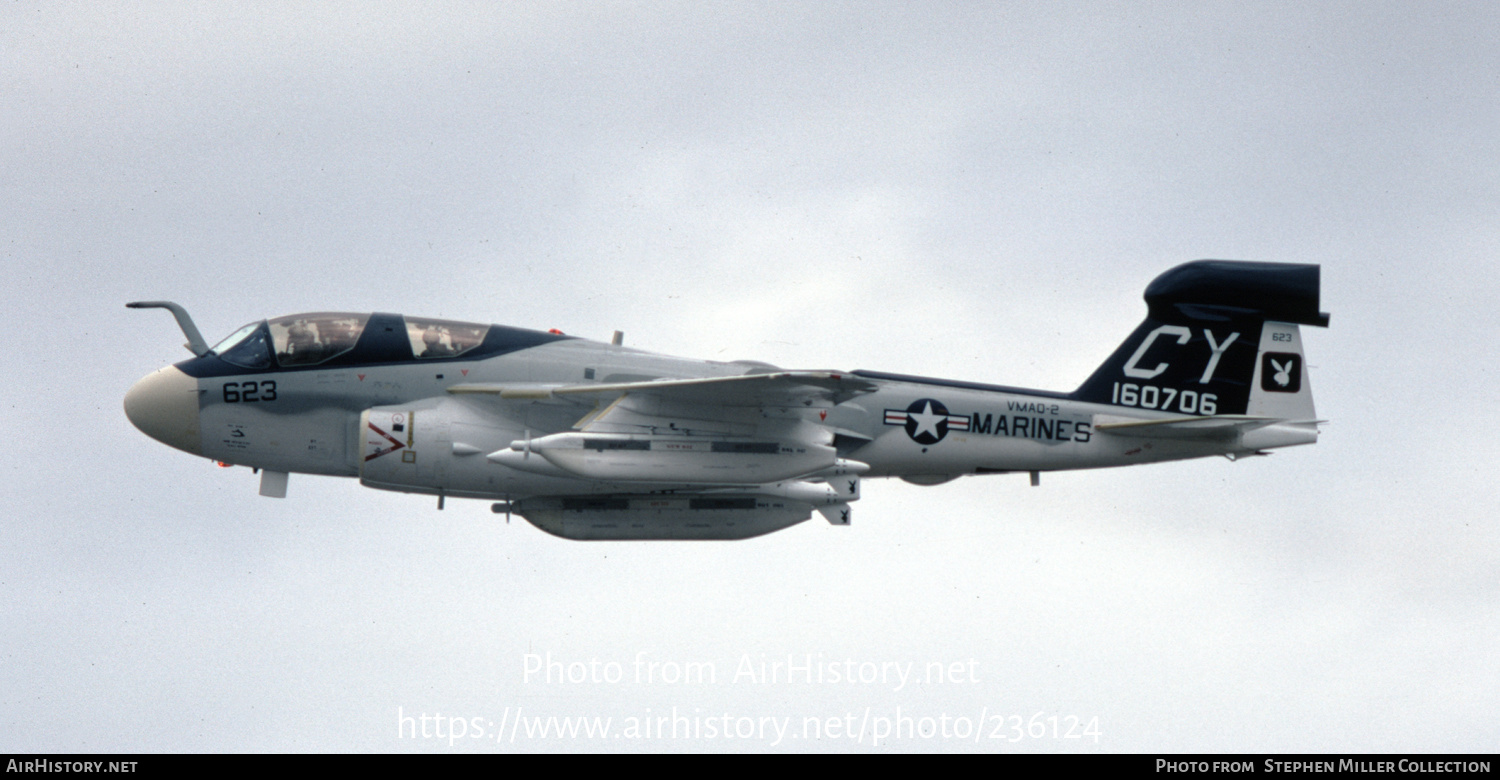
[124, 366, 202, 456]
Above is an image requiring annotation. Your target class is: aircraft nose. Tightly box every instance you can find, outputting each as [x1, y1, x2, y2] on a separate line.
[124, 366, 203, 456]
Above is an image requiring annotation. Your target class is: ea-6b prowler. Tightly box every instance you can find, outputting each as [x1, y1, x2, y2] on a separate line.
[125, 260, 1329, 540]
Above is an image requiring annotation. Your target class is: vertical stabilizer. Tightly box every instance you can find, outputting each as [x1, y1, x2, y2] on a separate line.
[1072, 261, 1328, 418]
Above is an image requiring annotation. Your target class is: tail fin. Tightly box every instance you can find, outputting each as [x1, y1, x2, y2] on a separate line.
[1072, 260, 1328, 418]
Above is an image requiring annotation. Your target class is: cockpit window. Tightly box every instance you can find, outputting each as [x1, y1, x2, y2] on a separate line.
[405, 316, 489, 359]
[214, 321, 274, 369]
[269, 313, 370, 367]
[211, 321, 263, 355]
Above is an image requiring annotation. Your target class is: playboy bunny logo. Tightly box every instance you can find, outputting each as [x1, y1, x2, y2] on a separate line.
[1271, 358, 1292, 387]
[1261, 353, 1301, 393]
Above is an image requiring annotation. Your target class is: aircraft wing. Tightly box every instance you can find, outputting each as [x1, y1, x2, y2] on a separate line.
[448, 370, 879, 407]
[451, 371, 875, 539]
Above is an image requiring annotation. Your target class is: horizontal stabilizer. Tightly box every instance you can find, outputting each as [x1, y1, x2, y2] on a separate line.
[1094, 414, 1323, 450]
[1093, 414, 1279, 441]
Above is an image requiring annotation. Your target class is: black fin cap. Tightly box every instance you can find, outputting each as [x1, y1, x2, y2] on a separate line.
[1144, 260, 1330, 327]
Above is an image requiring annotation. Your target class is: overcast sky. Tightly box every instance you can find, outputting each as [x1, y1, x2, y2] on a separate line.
[4, 2, 1498, 752]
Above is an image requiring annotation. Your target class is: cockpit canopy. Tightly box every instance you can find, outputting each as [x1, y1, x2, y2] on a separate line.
[268, 313, 369, 366]
[406, 316, 488, 359]
[211, 312, 495, 369]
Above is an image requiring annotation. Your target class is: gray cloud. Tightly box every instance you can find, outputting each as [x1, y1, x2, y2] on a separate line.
[3, 1, 1497, 752]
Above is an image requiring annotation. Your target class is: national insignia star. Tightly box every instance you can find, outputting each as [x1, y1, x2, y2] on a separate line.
[907, 401, 945, 440]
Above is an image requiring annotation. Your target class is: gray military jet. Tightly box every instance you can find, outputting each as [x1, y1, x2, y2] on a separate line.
[126, 260, 1328, 540]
